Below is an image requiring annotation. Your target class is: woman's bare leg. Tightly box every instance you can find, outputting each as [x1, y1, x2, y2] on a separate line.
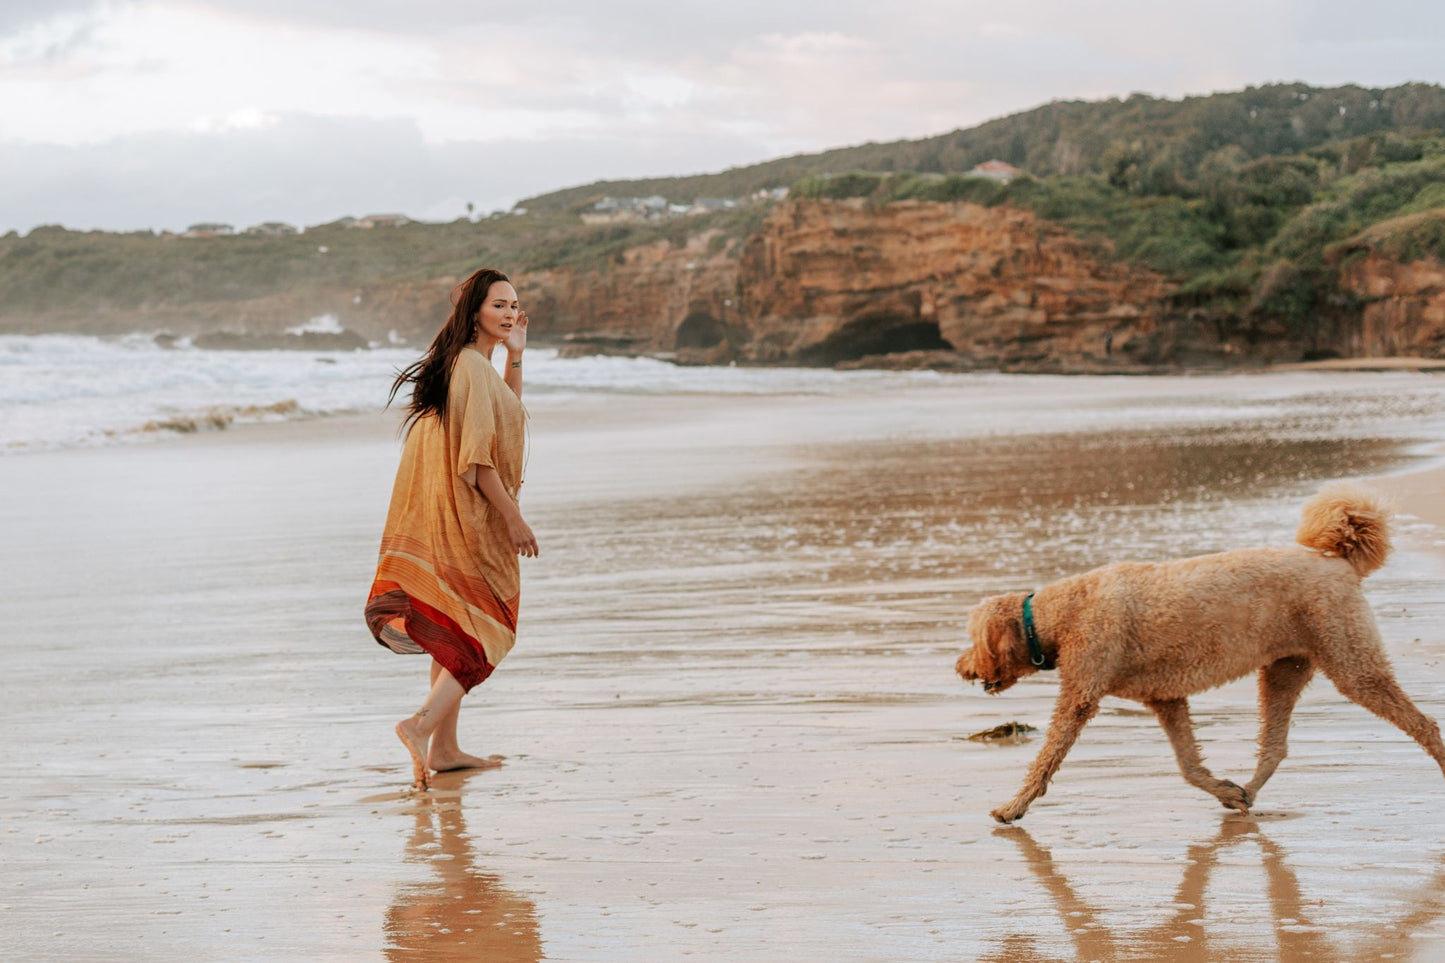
[425, 659, 504, 772]
[395, 666, 466, 790]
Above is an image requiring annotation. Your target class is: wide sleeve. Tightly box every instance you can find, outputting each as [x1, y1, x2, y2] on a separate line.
[448, 353, 498, 478]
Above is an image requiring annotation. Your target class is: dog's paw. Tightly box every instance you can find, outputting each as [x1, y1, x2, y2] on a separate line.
[1214, 780, 1252, 813]
[990, 806, 1023, 824]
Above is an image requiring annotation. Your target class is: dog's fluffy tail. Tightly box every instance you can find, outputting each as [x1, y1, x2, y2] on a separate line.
[1296, 483, 1393, 577]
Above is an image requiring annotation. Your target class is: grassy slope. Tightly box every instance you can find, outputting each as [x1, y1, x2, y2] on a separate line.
[516, 82, 1445, 211]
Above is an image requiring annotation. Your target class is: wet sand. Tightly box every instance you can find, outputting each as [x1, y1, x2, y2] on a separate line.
[6, 373, 1445, 960]
[1376, 456, 1445, 546]
[1271, 357, 1445, 372]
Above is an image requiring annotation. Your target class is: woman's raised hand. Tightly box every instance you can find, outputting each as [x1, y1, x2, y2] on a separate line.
[505, 310, 529, 356]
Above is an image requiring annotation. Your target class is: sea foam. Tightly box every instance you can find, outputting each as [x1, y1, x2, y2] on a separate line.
[7, 333, 1445, 454]
[0, 334, 949, 452]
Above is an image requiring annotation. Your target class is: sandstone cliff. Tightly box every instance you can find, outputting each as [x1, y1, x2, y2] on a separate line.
[519, 199, 1184, 369]
[521, 200, 1445, 370]
[520, 230, 744, 357]
[1336, 212, 1445, 357]
[733, 199, 1177, 367]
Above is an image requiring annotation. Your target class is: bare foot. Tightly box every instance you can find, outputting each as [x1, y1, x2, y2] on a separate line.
[395, 719, 431, 790]
[428, 749, 506, 773]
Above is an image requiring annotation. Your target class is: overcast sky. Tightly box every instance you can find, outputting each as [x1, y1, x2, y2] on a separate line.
[2, 0, 1443, 234]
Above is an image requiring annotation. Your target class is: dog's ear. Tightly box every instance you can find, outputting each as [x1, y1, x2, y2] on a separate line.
[959, 594, 1027, 693]
[958, 601, 997, 681]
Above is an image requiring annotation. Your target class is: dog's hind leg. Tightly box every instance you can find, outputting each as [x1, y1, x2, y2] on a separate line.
[1318, 654, 1445, 777]
[1146, 697, 1252, 813]
[1244, 656, 1315, 804]
[991, 693, 1100, 824]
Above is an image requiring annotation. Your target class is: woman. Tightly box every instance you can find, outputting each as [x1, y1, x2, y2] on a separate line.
[365, 268, 538, 790]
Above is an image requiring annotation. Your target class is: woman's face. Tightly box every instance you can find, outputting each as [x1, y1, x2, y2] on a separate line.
[474, 281, 519, 344]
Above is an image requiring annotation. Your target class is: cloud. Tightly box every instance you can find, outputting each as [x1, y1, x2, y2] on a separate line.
[0, 112, 775, 233]
[173, 0, 888, 50]
[0, 0, 103, 35]
[1, 0, 1443, 232]
[0, 4, 443, 145]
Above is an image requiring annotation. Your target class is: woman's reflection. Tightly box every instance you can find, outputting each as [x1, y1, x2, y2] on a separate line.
[985, 818, 1445, 962]
[384, 793, 542, 961]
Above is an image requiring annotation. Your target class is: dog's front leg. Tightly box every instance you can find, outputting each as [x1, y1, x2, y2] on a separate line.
[1147, 697, 1251, 812]
[992, 693, 1100, 823]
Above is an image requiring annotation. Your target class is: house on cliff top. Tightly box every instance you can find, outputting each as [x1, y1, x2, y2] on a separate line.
[358, 213, 411, 228]
[690, 197, 737, 214]
[318, 213, 412, 229]
[581, 195, 669, 224]
[183, 222, 234, 237]
[245, 221, 299, 236]
[966, 160, 1024, 182]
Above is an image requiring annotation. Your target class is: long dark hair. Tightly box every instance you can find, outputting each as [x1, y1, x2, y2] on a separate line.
[387, 268, 510, 433]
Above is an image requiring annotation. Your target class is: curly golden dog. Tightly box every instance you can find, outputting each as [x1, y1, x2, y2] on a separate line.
[955, 484, 1445, 823]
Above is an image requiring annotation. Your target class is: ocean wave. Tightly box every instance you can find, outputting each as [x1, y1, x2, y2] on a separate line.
[0, 333, 410, 451]
[0, 333, 963, 452]
[8, 332, 1445, 454]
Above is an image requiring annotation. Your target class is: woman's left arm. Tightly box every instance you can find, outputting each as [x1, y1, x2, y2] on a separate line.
[503, 310, 528, 398]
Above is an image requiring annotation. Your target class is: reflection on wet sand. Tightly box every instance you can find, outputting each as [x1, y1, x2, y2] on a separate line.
[989, 819, 1445, 961]
[385, 789, 542, 961]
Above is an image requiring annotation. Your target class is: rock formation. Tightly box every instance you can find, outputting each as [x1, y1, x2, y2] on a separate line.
[519, 199, 1182, 370]
[1336, 214, 1445, 357]
[732, 199, 1176, 368]
[520, 199, 1445, 369]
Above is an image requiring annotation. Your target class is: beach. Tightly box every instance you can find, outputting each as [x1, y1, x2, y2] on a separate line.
[6, 366, 1445, 960]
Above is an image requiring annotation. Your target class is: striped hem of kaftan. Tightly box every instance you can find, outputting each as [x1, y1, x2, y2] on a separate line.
[364, 584, 506, 692]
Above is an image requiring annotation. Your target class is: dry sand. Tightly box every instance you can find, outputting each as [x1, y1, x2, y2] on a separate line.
[5, 377, 1445, 960]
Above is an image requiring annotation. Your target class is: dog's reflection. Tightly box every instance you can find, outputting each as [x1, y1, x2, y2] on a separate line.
[985, 818, 1445, 962]
[384, 792, 542, 961]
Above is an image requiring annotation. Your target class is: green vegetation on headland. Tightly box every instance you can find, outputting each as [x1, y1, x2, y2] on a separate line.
[0, 203, 763, 333]
[789, 131, 1445, 331]
[2, 82, 1443, 352]
[518, 81, 1445, 212]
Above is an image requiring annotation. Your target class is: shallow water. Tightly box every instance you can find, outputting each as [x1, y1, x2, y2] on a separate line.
[5, 371, 1445, 959]
[0, 335, 970, 452]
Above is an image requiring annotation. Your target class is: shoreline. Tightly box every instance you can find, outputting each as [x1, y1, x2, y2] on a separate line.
[1371, 455, 1445, 539]
[555, 344, 1445, 375]
[14, 352, 1445, 460]
[24, 323, 1445, 375]
[1270, 356, 1445, 373]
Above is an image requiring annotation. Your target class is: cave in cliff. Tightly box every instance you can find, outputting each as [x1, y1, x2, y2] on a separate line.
[798, 312, 954, 365]
[675, 310, 730, 349]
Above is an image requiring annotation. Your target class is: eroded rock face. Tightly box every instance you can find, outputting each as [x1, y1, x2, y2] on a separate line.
[521, 200, 1184, 369]
[733, 200, 1177, 367]
[520, 231, 744, 354]
[1340, 254, 1445, 356]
